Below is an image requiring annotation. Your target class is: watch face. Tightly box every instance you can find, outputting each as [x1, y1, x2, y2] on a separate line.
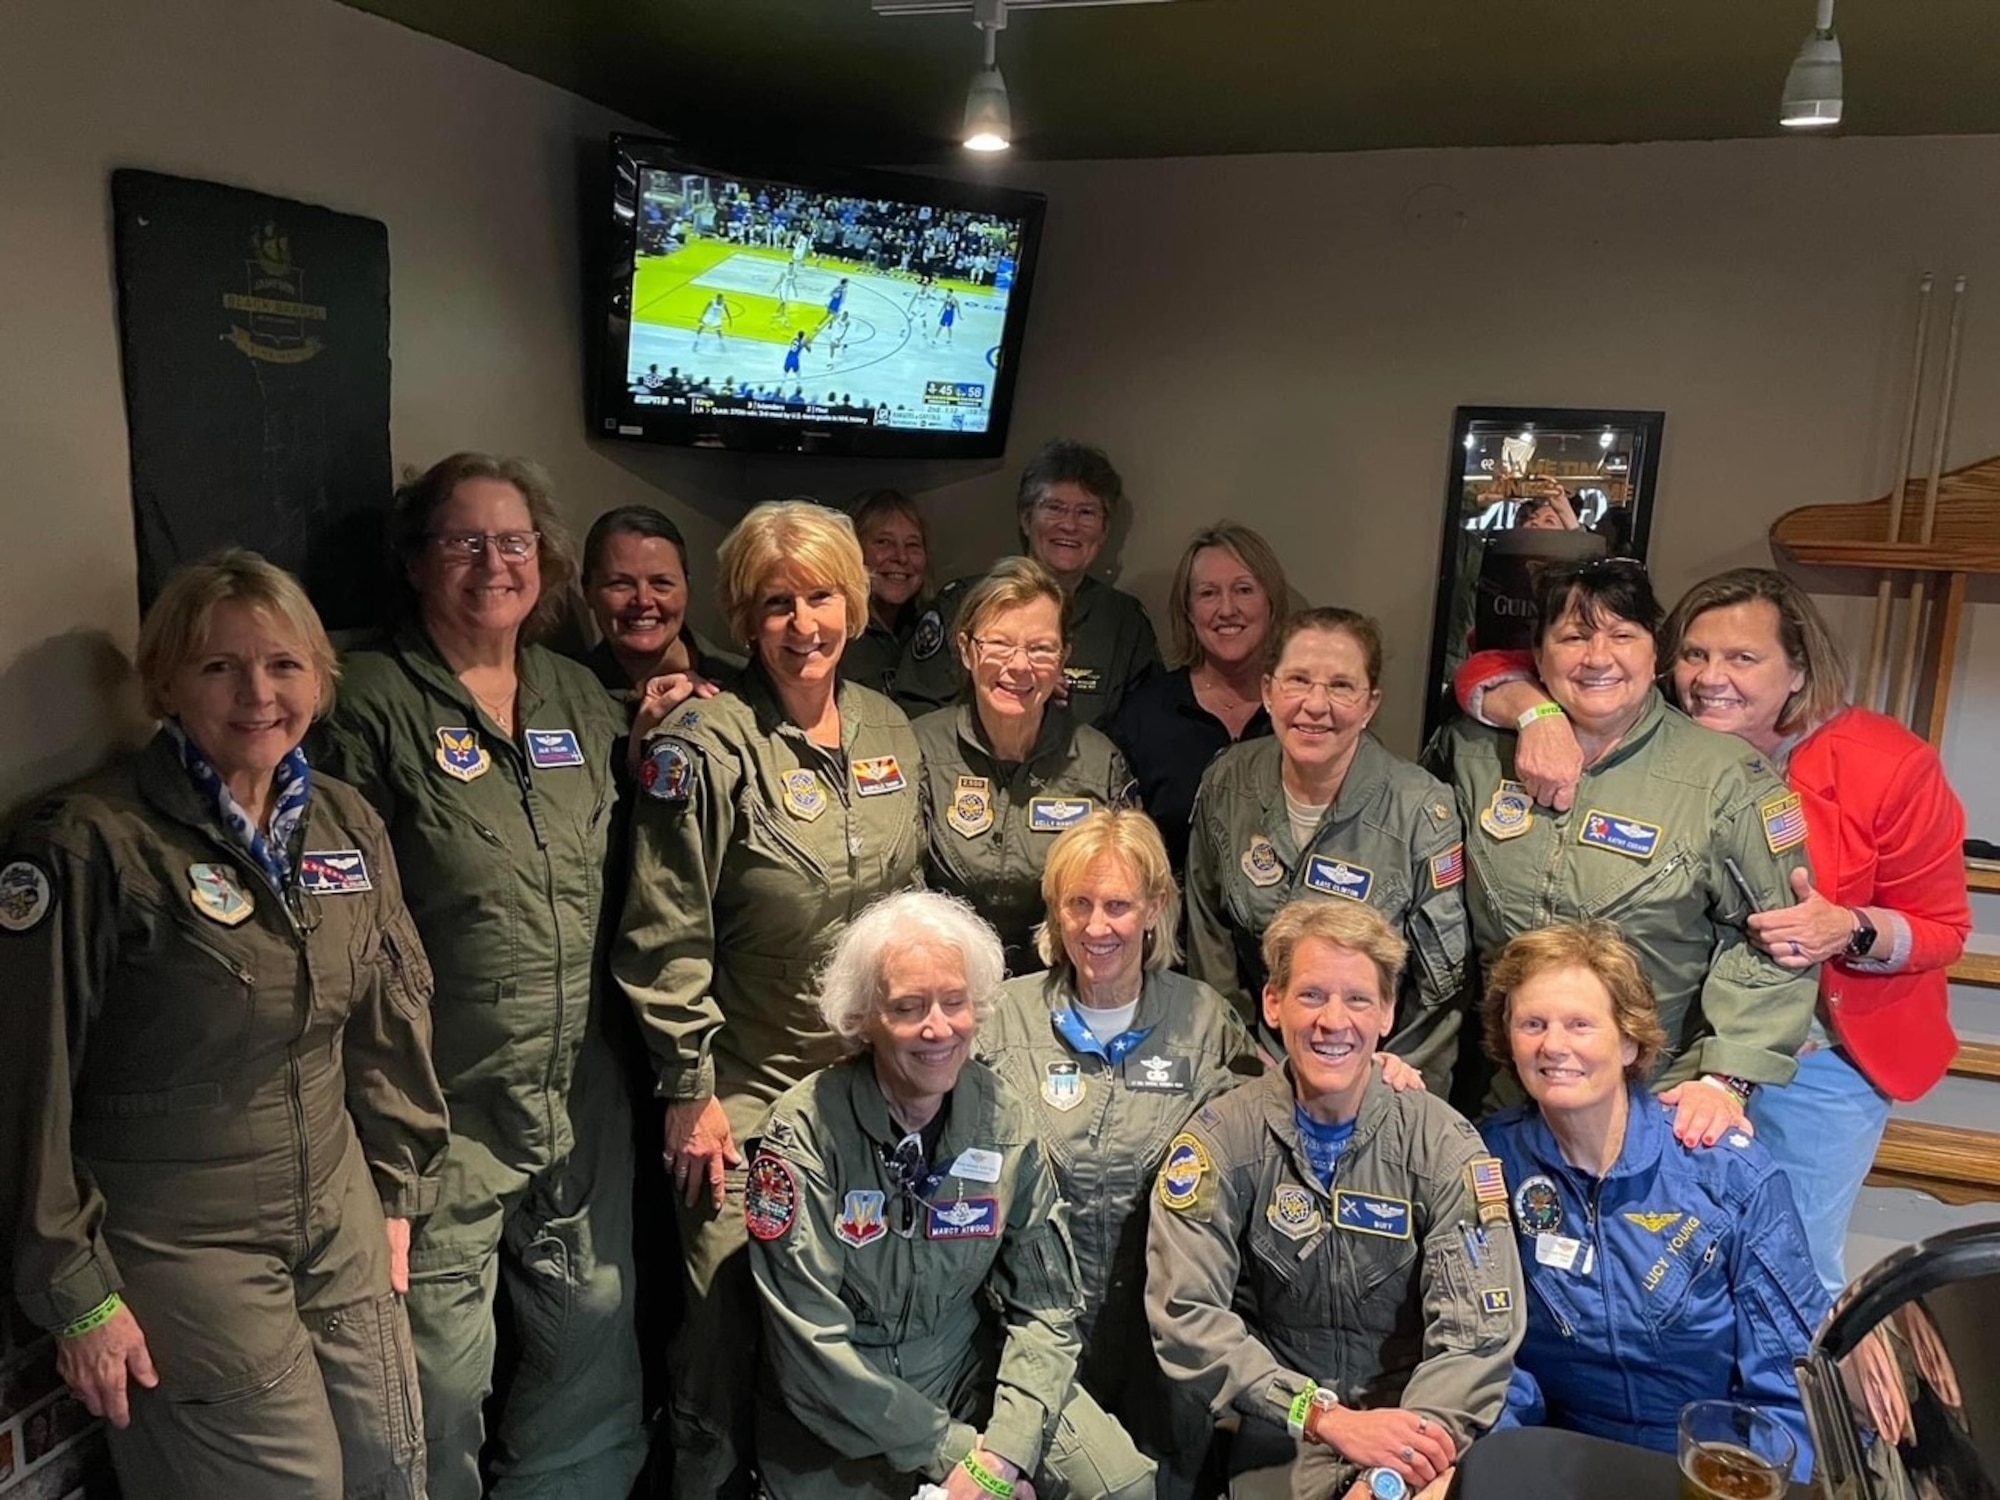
[1368, 1468, 1410, 1500]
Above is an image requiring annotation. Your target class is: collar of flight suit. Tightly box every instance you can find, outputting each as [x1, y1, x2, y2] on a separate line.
[737, 659, 881, 756]
[1256, 1061, 1397, 1196]
[1553, 687, 1674, 780]
[1505, 1081, 1669, 1188]
[1032, 967, 1181, 1053]
[1243, 731, 1393, 849]
[845, 1047, 1001, 1161]
[950, 698, 1077, 772]
[133, 728, 308, 862]
[389, 621, 556, 752]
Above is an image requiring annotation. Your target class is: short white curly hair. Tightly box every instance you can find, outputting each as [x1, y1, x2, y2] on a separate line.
[815, 891, 1006, 1053]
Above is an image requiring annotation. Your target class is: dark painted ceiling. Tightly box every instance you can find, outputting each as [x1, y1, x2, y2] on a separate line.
[341, 0, 2000, 163]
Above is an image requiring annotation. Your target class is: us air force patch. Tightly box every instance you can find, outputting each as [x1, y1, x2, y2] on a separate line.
[782, 769, 829, 822]
[0, 858, 55, 933]
[949, 776, 994, 838]
[434, 727, 491, 783]
[1479, 781, 1532, 841]
[1240, 835, 1283, 888]
[1266, 1185, 1323, 1240]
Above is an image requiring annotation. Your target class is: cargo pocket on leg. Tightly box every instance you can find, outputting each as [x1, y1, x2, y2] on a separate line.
[313, 1291, 427, 1499]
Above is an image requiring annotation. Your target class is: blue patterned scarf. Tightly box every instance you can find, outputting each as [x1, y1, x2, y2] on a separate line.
[163, 720, 311, 892]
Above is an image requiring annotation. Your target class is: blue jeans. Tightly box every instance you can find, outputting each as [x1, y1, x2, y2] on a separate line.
[1748, 1045, 1891, 1299]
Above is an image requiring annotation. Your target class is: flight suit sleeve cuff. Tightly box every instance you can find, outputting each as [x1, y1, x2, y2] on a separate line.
[1250, 1370, 1317, 1427]
[926, 1420, 980, 1480]
[22, 1252, 123, 1335]
[658, 1059, 715, 1103]
[1687, 1036, 1800, 1088]
[379, 1173, 440, 1221]
[982, 1403, 1049, 1479]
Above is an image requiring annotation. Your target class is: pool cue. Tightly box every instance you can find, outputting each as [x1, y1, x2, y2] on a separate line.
[1891, 274, 1967, 726]
[1860, 272, 1932, 708]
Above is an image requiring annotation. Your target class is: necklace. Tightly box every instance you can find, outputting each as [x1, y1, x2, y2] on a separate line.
[468, 681, 517, 731]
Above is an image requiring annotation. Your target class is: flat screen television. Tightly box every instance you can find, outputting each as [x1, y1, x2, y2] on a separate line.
[594, 135, 1047, 460]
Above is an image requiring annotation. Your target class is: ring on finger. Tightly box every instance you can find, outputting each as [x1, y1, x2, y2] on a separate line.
[1789, 940, 1803, 957]
[1401, 1446, 1415, 1463]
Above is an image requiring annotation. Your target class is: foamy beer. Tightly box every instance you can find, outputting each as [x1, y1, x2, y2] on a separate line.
[1678, 1401, 1793, 1500]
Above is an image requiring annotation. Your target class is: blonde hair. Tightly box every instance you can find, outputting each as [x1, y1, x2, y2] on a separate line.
[956, 556, 1070, 648]
[1262, 898, 1406, 1007]
[1480, 921, 1668, 1083]
[388, 452, 579, 642]
[1166, 523, 1289, 670]
[1034, 809, 1182, 980]
[1664, 567, 1848, 737]
[716, 500, 871, 647]
[138, 549, 339, 719]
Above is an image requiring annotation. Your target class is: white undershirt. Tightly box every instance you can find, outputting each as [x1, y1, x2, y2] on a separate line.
[1073, 997, 1140, 1042]
[1283, 788, 1329, 850]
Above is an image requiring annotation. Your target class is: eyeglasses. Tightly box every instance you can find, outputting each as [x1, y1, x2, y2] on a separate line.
[882, 1132, 928, 1239]
[1031, 498, 1106, 528]
[969, 635, 1063, 670]
[430, 531, 541, 561]
[1269, 671, 1372, 708]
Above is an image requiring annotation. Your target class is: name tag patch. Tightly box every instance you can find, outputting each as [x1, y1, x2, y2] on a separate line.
[1334, 1190, 1411, 1239]
[1123, 1053, 1191, 1094]
[1761, 791, 1808, 855]
[1028, 797, 1092, 833]
[1304, 856, 1373, 902]
[853, 755, 907, 797]
[949, 1148, 1004, 1183]
[1063, 665, 1103, 695]
[525, 728, 586, 768]
[434, 727, 491, 783]
[1578, 810, 1662, 861]
[926, 1196, 1000, 1240]
[300, 849, 372, 895]
[834, 1189, 888, 1247]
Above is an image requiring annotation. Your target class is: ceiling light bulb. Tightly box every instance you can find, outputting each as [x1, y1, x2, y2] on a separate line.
[963, 63, 1011, 150]
[1781, 0, 1842, 129]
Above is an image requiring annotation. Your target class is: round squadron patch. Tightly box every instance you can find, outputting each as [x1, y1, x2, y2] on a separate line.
[0, 858, 55, 933]
[1158, 1133, 1212, 1212]
[641, 738, 696, 802]
[1513, 1174, 1563, 1235]
[1240, 835, 1283, 888]
[744, 1153, 799, 1241]
[912, 608, 945, 661]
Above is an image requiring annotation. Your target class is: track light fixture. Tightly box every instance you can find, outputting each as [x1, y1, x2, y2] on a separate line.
[963, 0, 1011, 152]
[1781, 0, 1843, 130]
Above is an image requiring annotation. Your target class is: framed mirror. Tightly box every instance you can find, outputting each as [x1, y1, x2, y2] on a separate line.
[1420, 405, 1666, 743]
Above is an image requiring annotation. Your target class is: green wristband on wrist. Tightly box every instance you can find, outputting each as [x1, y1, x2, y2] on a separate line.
[961, 1453, 1015, 1498]
[59, 1293, 123, 1339]
[1516, 701, 1566, 730]
[1287, 1380, 1319, 1440]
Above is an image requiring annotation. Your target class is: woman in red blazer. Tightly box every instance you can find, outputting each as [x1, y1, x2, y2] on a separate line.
[1451, 568, 1971, 1297]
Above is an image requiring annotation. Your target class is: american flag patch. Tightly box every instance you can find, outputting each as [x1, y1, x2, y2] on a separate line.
[1430, 843, 1466, 890]
[1761, 792, 1808, 855]
[1468, 1156, 1508, 1204]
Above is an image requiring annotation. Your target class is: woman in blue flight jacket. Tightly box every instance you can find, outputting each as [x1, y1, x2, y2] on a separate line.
[1475, 921, 1828, 1479]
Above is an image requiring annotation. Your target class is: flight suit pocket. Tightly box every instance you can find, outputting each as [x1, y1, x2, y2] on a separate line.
[1640, 1225, 1724, 1341]
[742, 796, 828, 881]
[379, 917, 433, 1022]
[312, 1291, 426, 1488]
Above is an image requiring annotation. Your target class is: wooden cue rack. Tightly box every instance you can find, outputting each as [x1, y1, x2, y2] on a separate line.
[1771, 454, 2000, 1206]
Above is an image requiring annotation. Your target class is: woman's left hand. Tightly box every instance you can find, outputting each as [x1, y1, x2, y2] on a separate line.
[1374, 1052, 1427, 1093]
[385, 1217, 411, 1295]
[1747, 868, 1856, 968]
[626, 671, 723, 774]
[943, 1444, 1031, 1500]
[1657, 1079, 1752, 1149]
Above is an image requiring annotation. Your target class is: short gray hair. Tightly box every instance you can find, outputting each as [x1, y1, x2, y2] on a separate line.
[815, 891, 1007, 1052]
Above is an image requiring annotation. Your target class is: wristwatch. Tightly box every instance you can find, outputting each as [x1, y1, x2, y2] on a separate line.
[1366, 1469, 1410, 1500]
[1702, 1073, 1758, 1106]
[1845, 908, 1878, 960]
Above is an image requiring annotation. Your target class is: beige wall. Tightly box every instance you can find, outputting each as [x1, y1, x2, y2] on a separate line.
[0, 0, 750, 815]
[881, 140, 2000, 812]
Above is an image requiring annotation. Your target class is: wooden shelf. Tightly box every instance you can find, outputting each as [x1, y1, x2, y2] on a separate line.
[1778, 539, 2000, 572]
[1951, 950, 2000, 986]
[1869, 1119, 2000, 1206]
[1968, 865, 2000, 894]
[1950, 1040, 2000, 1083]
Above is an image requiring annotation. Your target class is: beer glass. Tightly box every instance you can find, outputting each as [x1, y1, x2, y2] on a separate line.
[1679, 1400, 1794, 1500]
